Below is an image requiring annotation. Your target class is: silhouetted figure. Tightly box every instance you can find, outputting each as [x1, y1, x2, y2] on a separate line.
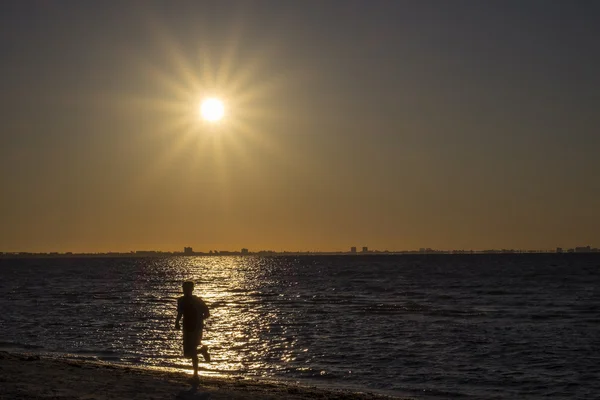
[175, 281, 210, 382]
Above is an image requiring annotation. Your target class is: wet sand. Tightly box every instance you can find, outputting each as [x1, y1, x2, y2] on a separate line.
[0, 352, 410, 400]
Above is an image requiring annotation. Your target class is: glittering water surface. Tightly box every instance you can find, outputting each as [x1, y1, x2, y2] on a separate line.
[1, 255, 599, 399]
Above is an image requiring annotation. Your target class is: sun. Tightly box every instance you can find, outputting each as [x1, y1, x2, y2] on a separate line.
[200, 98, 225, 122]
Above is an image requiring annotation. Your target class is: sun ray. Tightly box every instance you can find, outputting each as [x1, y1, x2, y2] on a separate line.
[113, 7, 311, 218]
[145, 13, 203, 93]
[215, 18, 244, 89]
[140, 63, 194, 100]
[198, 45, 217, 91]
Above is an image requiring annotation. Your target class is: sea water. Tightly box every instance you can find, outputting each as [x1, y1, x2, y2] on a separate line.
[1, 254, 598, 399]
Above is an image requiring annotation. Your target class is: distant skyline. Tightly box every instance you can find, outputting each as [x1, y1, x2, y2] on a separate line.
[2, 244, 600, 255]
[1, 1, 599, 253]
[2, 245, 600, 258]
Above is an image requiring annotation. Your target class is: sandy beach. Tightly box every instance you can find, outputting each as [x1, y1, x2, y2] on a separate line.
[0, 352, 408, 400]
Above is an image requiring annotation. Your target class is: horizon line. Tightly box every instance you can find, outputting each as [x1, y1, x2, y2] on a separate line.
[1, 245, 599, 257]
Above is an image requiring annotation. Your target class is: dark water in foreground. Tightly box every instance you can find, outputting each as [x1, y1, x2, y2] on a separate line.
[1, 255, 599, 399]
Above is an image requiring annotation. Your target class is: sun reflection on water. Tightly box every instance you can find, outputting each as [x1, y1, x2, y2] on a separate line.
[146, 256, 304, 378]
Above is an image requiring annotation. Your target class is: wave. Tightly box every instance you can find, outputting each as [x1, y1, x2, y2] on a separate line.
[0, 341, 44, 350]
[2, 254, 599, 399]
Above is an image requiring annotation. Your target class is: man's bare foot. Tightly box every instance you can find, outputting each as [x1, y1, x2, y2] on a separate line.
[199, 345, 211, 362]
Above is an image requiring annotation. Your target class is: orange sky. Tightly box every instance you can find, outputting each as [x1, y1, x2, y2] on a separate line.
[1, 2, 599, 253]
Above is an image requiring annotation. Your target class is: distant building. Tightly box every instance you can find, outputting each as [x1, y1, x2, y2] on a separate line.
[136, 250, 158, 255]
[556, 247, 563, 253]
[241, 248, 249, 255]
[184, 247, 193, 255]
[575, 246, 591, 253]
[362, 246, 369, 253]
[350, 247, 357, 253]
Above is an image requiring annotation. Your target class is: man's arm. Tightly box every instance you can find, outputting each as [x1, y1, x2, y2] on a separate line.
[175, 298, 183, 329]
[199, 299, 210, 319]
[175, 311, 183, 330]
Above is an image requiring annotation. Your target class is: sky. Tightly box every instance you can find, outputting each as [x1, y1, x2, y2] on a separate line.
[1, 0, 599, 253]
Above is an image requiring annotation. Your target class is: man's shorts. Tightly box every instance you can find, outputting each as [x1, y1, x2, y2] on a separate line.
[183, 328, 203, 358]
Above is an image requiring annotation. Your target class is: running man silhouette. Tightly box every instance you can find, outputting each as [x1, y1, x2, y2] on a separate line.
[175, 281, 210, 381]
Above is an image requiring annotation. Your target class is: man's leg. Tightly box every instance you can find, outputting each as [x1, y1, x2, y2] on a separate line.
[192, 355, 199, 378]
[198, 345, 210, 362]
[184, 330, 200, 380]
[192, 330, 202, 378]
[196, 327, 210, 362]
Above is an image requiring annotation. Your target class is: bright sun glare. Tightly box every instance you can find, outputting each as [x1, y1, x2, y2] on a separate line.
[200, 98, 225, 122]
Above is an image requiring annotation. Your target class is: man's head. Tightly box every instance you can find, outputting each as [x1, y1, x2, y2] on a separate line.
[182, 281, 194, 296]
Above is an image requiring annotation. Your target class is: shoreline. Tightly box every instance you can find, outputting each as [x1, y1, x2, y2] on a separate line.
[0, 351, 411, 400]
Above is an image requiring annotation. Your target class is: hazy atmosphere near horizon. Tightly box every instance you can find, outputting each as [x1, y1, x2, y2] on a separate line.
[1, 0, 599, 253]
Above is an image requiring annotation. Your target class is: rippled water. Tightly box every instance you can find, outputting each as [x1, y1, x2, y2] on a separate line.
[1, 254, 599, 399]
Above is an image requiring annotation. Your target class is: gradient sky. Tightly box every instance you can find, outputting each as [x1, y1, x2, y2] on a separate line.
[1, 0, 599, 252]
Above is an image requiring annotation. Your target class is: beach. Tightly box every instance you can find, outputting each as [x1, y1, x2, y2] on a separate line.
[0, 352, 406, 400]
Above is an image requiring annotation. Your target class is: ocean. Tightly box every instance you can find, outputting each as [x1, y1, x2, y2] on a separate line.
[0, 254, 598, 399]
